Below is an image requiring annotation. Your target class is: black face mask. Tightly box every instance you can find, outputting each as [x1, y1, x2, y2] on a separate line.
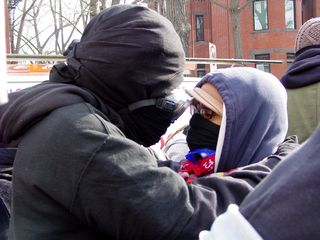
[121, 106, 173, 147]
[186, 114, 220, 151]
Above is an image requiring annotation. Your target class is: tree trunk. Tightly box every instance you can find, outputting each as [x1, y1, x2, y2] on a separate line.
[14, 0, 37, 53]
[111, 0, 121, 5]
[164, 0, 190, 56]
[210, 0, 253, 59]
[90, 0, 98, 18]
[230, 0, 242, 58]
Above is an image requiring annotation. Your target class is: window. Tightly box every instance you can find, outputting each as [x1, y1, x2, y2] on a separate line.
[286, 52, 295, 68]
[285, 0, 296, 29]
[197, 64, 206, 77]
[253, 0, 268, 30]
[196, 15, 204, 42]
[255, 54, 270, 72]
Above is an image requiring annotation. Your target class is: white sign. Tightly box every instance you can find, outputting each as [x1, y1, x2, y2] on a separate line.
[209, 42, 217, 73]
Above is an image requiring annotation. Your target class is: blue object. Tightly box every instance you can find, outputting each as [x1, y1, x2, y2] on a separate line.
[185, 148, 215, 163]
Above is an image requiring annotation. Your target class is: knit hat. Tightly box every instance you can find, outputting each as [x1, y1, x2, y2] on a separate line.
[295, 17, 320, 53]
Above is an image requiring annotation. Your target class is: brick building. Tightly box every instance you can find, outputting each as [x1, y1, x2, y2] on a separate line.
[187, 0, 308, 78]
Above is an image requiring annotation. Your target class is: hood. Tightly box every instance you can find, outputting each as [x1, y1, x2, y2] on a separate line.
[280, 46, 320, 89]
[50, 4, 185, 110]
[197, 67, 288, 172]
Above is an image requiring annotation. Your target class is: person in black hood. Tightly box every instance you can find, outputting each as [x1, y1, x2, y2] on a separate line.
[0, 5, 189, 240]
[280, 17, 320, 143]
[0, 5, 299, 240]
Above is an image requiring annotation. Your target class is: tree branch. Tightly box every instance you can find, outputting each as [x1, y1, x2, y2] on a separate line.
[239, 0, 254, 11]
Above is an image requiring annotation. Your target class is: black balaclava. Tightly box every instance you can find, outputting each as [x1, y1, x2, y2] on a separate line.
[186, 114, 220, 151]
[49, 5, 185, 146]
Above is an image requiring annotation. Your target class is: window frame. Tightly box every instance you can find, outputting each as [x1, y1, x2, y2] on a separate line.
[255, 53, 270, 73]
[195, 15, 204, 42]
[197, 64, 206, 77]
[253, 0, 269, 31]
[285, 0, 296, 29]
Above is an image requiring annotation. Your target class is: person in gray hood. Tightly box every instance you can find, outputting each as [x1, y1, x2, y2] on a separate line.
[0, 4, 298, 240]
[187, 67, 289, 172]
[175, 67, 289, 183]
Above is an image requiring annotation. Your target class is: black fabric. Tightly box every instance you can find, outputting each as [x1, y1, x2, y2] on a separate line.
[0, 82, 118, 145]
[240, 127, 319, 240]
[262, 135, 299, 169]
[49, 5, 185, 111]
[280, 46, 320, 89]
[121, 106, 174, 147]
[0, 147, 12, 240]
[0, 198, 9, 240]
[186, 114, 220, 151]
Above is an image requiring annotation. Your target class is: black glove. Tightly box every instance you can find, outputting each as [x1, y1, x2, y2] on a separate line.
[265, 135, 300, 169]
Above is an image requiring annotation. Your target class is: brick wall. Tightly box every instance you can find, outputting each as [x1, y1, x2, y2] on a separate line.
[187, 0, 303, 78]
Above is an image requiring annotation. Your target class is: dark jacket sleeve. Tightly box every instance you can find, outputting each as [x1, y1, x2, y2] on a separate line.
[239, 128, 320, 240]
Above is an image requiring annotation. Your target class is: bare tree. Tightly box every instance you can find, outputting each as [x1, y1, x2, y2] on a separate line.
[80, 0, 91, 27]
[111, 0, 121, 5]
[209, 0, 254, 58]
[13, 0, 184, 55]
[90, 0, 119, 18]
[13, 0, 90, 55]
[13, 0, 37, 53]
[164, 0, 190, 56]
[90, 0, 99, 18]
[144, 0, 190, 56]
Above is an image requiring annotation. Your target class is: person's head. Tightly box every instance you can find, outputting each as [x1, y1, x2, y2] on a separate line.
[186, 67, 288, 172]
[188, 83, 223, 126]
[50, 5, 186, 146]
[295, 17, 320, 54]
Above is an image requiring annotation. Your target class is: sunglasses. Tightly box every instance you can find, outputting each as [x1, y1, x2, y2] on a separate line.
[190, 99, 218, 120]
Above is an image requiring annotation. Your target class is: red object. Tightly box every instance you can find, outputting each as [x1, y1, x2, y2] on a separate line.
[178, 154, 215, 183]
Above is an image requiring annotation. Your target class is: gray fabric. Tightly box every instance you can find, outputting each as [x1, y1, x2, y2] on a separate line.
[240, 125, 320, 240]
[163, 134, 189, 162]
[196, 67, 288, 172]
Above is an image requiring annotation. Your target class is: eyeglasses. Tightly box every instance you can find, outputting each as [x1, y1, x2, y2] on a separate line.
[190, 99, 217, 120]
